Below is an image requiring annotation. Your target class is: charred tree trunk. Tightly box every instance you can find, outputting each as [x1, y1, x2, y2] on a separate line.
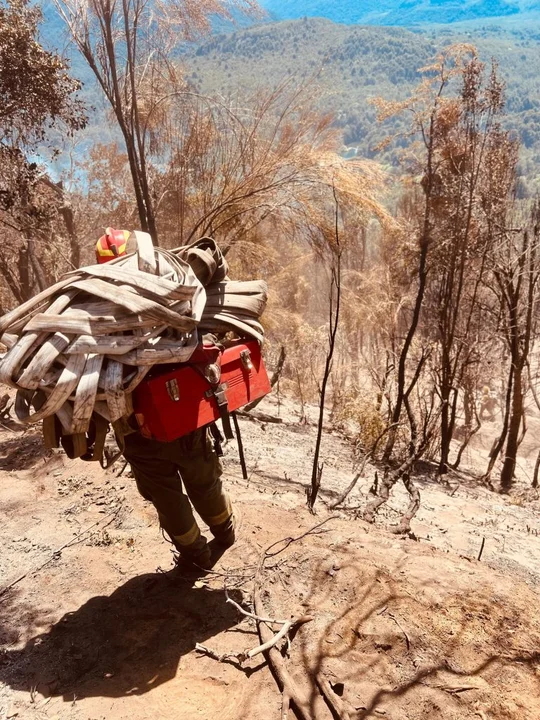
[26, 237, 48, 292]
[0, 254, 24, 304]
[41, 178, 81, 268]
[533, 449, 540, 489]
[382, 238, 429, 462]
[501, 364, 523, 493]
[308, 189, 342, 512]
[463, 379, 475, 429]
[500, 363, 523, 492]
[484, 361, 513, 481]
[495, 225, 537, 491]
[439, 376, 452, 474]
[17, 245, 31, 301]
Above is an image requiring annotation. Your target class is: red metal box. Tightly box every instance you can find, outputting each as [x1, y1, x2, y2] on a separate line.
[132, 340, 270, 441]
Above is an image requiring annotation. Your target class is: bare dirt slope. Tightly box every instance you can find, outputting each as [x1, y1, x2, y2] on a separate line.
[1, 394, 540, 720]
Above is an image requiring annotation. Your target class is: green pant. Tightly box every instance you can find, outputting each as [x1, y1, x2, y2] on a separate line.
[123, 427, 232, 550]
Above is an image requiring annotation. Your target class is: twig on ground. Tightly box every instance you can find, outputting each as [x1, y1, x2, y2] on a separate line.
[388, 612, 410, 651]
[245, 457, 260, 487]
[194, 565, 257, 580]
[421, 681, 480, 695]
[249, 617, 311, 659]
[315, 674, 353, 720]
[225, 591, 287, 625]
[263, 516, 337, 560]
[194, 644, 241, 664]
[0, 507, 121, 601]
[442, 685, 479, 695]
[477, 537, 486, 561]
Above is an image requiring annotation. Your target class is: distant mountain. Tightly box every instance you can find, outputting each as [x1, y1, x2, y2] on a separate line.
[34, 4, 540, 191]
[186, 17, 540, 188]
[259, 0, 540, 26]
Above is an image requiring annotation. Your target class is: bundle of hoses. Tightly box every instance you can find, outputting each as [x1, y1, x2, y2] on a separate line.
[0, 232, 267, 457]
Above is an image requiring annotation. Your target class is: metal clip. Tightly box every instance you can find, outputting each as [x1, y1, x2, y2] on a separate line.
[204, 362, 221, 385]
[240, 349, 253, 371]
[206, 382, 227, 399]
[166, 378, 180, 402]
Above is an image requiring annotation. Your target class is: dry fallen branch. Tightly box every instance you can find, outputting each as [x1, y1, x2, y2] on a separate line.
[315, 673, 353, 720]
[236, 410, 283, 424]
[193, 644, 240, 664]
[253, 520, 345, 719]
[420, 681, 480, 695]
[254, 587, 314, 720]
[195, 519, 337, 715]
[387, 611, 411, 651]
[225, 591, 287, 625]
[363, 430, 434, 526]
[331, 423, 400, 510]
[195, 607, 313, 665]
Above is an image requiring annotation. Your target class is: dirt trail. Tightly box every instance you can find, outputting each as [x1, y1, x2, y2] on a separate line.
[1, 394, 540, 719]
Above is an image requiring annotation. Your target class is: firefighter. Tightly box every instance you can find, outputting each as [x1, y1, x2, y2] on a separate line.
[479, 384, 499, 422]
[96, 228, 236, 569]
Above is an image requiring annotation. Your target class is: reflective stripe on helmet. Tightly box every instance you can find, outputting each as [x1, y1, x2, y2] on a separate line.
[96, 228, 130, 264]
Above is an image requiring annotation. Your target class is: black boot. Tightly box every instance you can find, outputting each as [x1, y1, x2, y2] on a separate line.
[175, 536, 213, 569]
[210, 514, 236, 548]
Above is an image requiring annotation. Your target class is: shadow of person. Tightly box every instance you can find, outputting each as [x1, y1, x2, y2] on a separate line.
[0, 571, 241, 701]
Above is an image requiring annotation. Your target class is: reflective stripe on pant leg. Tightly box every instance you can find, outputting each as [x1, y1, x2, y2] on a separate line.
[204, 495, 232, 527]
[172, 521, 201, 547]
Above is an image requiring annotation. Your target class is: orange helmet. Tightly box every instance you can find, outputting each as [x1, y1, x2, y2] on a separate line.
[95, 227, 130, 264]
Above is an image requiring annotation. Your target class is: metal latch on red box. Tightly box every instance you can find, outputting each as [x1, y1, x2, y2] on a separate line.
[240, 349, 253, 371]
[206, 383, 234, 440]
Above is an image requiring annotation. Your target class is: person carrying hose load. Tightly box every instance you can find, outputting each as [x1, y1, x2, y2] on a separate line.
[96, 228, 236, 570]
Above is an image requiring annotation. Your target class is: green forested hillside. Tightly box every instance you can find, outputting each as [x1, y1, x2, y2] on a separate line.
[187, 17, 540, 186]
[260, 0, 540, 26]
[35, 5, 540, 188]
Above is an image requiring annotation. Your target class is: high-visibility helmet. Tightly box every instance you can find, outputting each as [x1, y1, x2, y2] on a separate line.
[95, 227, 130, 264]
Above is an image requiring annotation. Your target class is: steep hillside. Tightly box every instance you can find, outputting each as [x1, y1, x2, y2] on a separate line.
[187, 17, 540, 184]
[260, 0, 540, 26]
[2, 394, 540, 719]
